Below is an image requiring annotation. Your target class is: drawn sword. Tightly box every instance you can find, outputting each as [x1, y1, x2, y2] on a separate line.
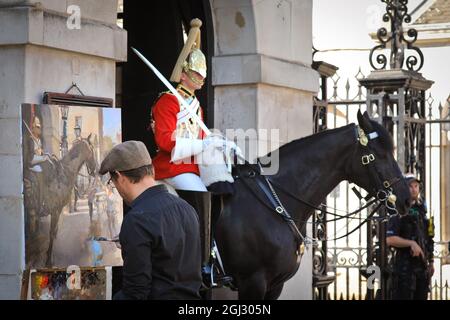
[131, 47, 211, 136]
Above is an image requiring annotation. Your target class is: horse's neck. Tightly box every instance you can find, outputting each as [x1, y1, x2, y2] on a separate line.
[275, 125, 357, 224]
[61, 145, 87, 182]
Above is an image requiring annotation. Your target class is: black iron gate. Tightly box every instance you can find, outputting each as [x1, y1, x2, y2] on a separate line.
[312, 0, 450, 300]
[313, 66, 379, 300]
[312, 69, 450, 300]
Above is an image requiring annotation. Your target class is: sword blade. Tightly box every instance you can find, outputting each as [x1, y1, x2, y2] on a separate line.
[131, 47, 211, 136]
[22, 120, 39, 144]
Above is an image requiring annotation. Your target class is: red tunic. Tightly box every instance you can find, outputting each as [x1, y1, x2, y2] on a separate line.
[151, 93, 205, 180]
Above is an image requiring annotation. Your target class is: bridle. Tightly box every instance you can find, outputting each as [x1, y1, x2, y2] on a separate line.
[236, 123, 405, 248]
[352, 125, 403, 215]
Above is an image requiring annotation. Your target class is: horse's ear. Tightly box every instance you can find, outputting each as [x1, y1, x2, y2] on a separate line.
[357, 110, 374, 133]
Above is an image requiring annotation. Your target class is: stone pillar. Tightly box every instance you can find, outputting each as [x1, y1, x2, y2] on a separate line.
[211, 0, 318, 299]
[359, 70, 434, 179]
[0, 0, 126, 299]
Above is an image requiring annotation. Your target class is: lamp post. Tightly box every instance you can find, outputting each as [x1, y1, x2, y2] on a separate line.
[74, 123, 82, 141]
[60, 106, 69, 157]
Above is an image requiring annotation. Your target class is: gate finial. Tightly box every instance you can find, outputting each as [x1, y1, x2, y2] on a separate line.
[369, 0, 424, 71]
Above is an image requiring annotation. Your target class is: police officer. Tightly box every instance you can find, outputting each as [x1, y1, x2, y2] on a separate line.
[386, 173, 434, 300]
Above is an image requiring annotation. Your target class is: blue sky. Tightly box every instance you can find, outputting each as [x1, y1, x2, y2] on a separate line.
[313, 0, 449, 106]
[102, 108, 121, 143]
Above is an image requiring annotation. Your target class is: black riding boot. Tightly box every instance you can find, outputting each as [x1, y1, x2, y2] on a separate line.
[176, 190, 212, 299]
[175, 190, 212, 267]
[177, 190, 234, 295]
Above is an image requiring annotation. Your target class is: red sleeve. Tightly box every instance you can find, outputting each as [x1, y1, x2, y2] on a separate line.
[152, 94, 179, 152]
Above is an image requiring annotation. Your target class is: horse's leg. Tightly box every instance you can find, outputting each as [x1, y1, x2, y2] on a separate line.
[237, 272, 267, 300]
[264, 284, 284, 300]
[45, 210, 61, 266]
[24, 178, 38, 236]
[74, 189, 78, 212]
[29, 208, 38, 235]
[88, 202, 93, 223]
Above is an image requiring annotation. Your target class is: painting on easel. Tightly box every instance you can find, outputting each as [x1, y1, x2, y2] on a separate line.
[22, 104, 123, 268]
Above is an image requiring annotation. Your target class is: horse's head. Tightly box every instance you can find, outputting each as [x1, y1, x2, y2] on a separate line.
[347, 110, 410, 216]
[80, 134, 97, 177]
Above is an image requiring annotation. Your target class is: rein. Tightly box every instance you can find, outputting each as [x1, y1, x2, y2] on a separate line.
[235, 124, 403, 244]
[267, 178, 378, 221]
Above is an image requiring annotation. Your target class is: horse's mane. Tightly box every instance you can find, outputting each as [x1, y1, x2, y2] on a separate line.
[67, 140, 84, 160]
[275, 123, 356, 156]
[60, 139, 90, 164]
[264, 119, 393, 158]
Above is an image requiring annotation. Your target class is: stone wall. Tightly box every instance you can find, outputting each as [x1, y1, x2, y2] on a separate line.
[0, 0, 126, 299]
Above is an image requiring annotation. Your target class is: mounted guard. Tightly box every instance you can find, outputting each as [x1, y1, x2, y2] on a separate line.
[134, 18, 240, 293]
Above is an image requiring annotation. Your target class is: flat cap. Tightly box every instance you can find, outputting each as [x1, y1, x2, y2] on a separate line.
[99, 140, 152, 175]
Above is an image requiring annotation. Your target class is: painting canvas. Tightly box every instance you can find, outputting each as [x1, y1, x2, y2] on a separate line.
[22, 104, 123, 268]
[27, 267, 111, 300]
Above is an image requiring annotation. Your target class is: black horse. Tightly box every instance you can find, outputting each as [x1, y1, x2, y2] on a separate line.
[215, 111, 411, 299]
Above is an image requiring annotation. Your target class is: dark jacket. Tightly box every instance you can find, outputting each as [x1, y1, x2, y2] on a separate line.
[387, 199, 434, 268]
[114, 184, 202, 300]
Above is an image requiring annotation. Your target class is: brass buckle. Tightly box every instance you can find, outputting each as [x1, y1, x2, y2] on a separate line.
[361, 154, 375, 165]
[276, 206, 284, 214]
[383, 181, 391, 188]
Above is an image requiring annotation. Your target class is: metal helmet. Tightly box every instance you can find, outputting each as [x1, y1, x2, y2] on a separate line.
[170, 18, 207, 82]
[183, 48, 207, 78]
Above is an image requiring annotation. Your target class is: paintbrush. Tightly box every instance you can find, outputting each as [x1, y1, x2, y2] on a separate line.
[87, 236, 120, 242]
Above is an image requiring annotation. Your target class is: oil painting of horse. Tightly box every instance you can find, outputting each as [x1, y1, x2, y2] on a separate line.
[22, 104, 123, 268]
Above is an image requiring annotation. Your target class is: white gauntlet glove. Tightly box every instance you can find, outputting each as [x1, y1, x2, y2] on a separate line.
[202, 135, 226, 150]
[171, 138, 204, 162]
[171, 135, 244, 164]
[223, 140, 243, 159]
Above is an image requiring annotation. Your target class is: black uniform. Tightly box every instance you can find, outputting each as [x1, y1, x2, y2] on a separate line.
[387, 200, 434, 300]
[113, 184, 202, 300]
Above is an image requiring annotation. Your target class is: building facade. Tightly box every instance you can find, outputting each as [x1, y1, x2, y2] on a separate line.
[0, 0, 318, 299]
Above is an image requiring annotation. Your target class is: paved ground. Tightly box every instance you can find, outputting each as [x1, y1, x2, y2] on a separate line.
[27, 192, 122, 268]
